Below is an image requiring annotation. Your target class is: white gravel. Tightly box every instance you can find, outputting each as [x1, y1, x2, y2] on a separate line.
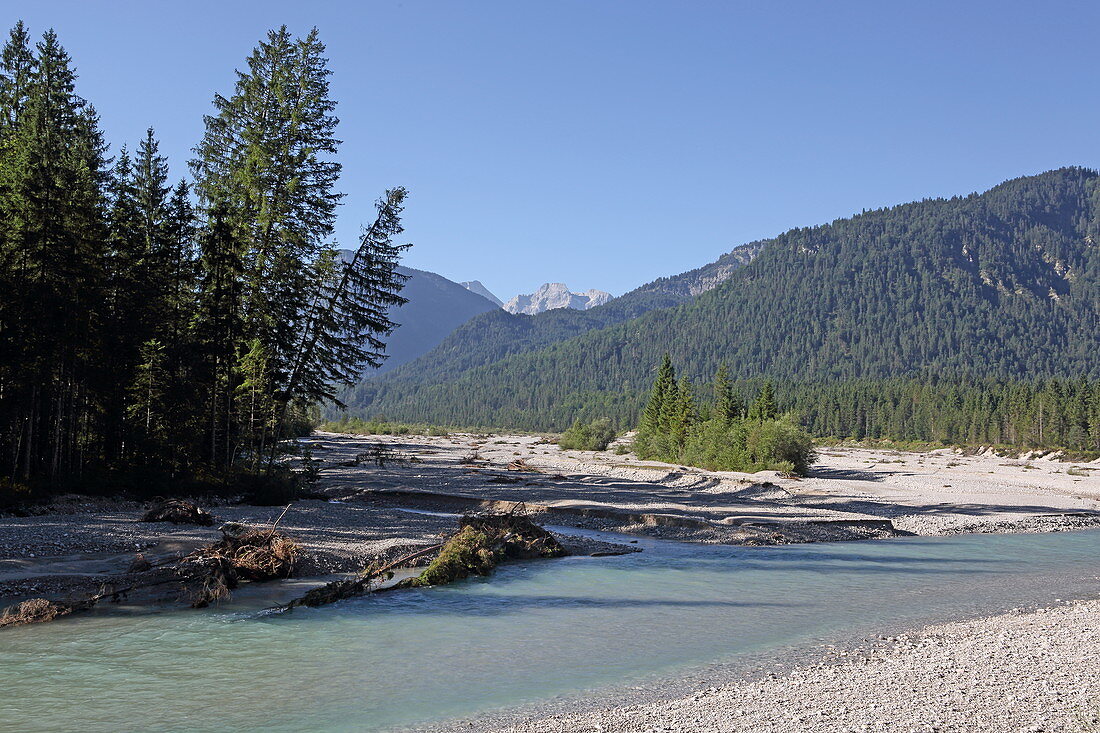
[495, 599, 1100, 733]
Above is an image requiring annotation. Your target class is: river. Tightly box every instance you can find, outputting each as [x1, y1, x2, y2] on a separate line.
[1, 528, 1098, 732]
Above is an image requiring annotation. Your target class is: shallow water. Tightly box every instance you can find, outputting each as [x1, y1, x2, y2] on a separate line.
[2, 528, 1099, 732]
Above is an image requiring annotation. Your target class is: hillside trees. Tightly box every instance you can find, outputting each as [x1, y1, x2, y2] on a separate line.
[346, 168, 1100, 431]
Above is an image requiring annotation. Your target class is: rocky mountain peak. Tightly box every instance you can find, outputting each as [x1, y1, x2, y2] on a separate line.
[459, 280, 503, 307]
[503, 283, 612, 315]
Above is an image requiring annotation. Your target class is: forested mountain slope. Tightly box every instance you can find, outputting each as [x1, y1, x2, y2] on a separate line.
[340, 239, 764, 405]
[348, 168, 1100, 428]
[369, 265, 500, 374]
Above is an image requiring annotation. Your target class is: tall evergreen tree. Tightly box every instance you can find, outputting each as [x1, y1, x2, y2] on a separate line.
[639, 354, 674, 432]
[0, 28, 109, 483]
[284, 188, 410, 410]
[191, 204, 244, 469]
[713, 363, 740, 424]
[190, 26, 343, 392]
[0, 21, 33, 134]
[671, 377, 697, 449]
[748, 381, 778, 421]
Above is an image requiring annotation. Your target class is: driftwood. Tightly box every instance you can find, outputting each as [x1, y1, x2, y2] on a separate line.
[274, 543, 446, 611]
[0, 574, 183, 628]
[337, 444, 409, 468]
[142, 499, 215, 526]
[2, 508, 299, 627]
[186, 513, 299, 607]
[272, 507, 567, 613]
[4, 507, 568, 628]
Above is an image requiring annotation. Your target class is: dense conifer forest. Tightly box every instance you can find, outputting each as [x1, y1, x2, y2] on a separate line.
[0, 23, 408, 499]
[344, 169, 1100, 450]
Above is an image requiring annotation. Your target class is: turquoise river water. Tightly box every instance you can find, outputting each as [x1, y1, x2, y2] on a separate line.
[1, 527, 1098, 732]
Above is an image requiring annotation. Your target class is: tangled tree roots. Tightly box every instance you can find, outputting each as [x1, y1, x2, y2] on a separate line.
[187, 527, 299, 607]
[142, 499, 215, 526]
[0, 598, 88, 628]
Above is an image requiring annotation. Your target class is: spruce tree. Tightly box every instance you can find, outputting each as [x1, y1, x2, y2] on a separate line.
[748, 381, 777, 421]
[0, 21, 33, 134]
[713, 363, 740, 424]
[284, 188, 410, 410]
[638, 354, 674, 435]
[672, 377, 697, 450]
[191, 26, 343, 391]
[191, 204, 244, 469]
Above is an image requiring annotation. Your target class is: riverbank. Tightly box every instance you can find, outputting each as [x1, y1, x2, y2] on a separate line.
[2, 432, 1098, 606]
[484, 598, 1100, 732]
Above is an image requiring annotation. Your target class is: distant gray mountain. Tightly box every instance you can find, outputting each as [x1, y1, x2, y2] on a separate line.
[503, 283, 612, 315]
[337, 238, 764, 411]
[459, 280, 503, 307]
[336, 251, 500, 374]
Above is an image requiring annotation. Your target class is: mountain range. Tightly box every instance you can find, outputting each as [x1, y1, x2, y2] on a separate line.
[503, 283, 612, 314]
[351, 262, 501, 375]
[340, 238, 764, 414]
[343, 168, 1100, 428]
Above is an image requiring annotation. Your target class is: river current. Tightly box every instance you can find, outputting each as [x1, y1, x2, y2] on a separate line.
[1, 528, 1098, 732]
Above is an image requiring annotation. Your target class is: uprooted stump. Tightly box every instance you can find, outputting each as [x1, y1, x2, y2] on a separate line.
[186, 526, 299, 607]
[142, 499, 215, 527]
[2, 509, 302, 627]
[408, 511, 567, 587]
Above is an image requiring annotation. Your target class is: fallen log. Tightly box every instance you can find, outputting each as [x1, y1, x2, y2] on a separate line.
[275, 543, 446, 611]
[273, 507, 568, 612]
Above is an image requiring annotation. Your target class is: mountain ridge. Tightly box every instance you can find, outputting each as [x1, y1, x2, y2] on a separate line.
[459, 280, 503, 307]
[348, 261, 500, 375]
[346, 168, 1100, 428]
[340, 238, 765, 404]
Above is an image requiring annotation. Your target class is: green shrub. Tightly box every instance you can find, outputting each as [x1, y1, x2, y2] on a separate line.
[743, 415, 815, 474]
[654, 415, 814, 474]
[558, 418, 616, 451]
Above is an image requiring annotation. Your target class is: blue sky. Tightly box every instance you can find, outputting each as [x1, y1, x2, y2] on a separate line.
[8, 1, 1100, 298]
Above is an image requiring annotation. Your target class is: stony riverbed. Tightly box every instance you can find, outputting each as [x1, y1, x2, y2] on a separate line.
[490, 599, 1100, 733]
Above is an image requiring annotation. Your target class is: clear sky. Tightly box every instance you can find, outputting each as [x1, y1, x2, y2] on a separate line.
[8, 1, 1100, 299]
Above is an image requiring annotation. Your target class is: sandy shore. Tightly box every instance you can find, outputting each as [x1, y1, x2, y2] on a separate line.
[488, 599, 1100, 732]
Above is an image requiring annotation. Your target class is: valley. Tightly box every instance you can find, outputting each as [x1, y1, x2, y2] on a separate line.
[2, 8, 1099, 733]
